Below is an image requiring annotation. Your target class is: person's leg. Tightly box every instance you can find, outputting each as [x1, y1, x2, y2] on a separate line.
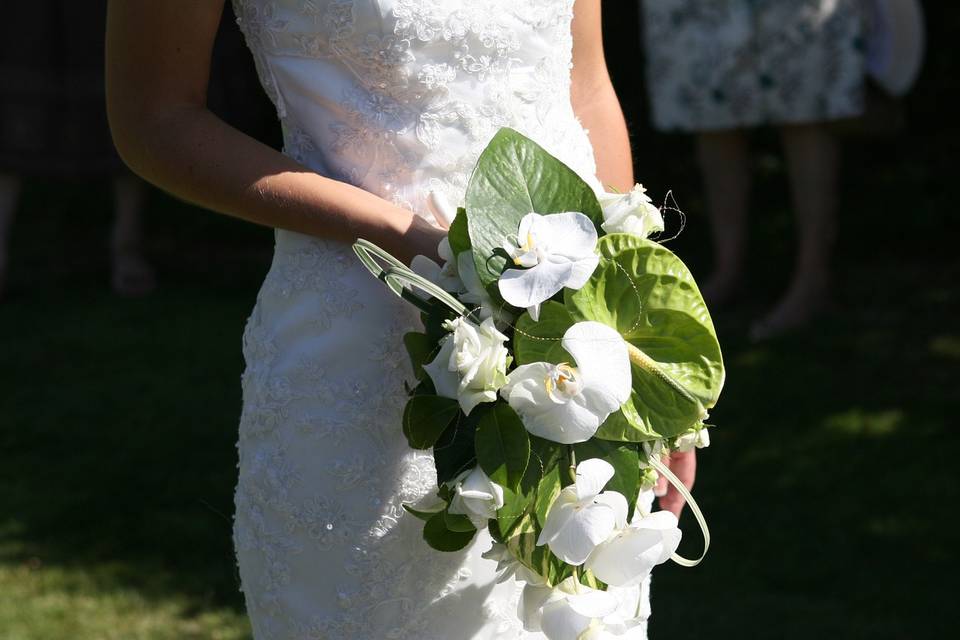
[0, 174, 21, 298]
[750, 123, 838, 340]
[111, 174, 156, 296]
[696, 129, 752, 305]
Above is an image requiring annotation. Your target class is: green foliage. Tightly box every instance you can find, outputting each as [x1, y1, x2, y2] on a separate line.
[402, 395, 460, 450]
[566, 234, 725, 440]
[433, 410, 482, 485]
[464, 128, 603, 290]
[403, 331, 436, 380]
[513, 301, 574, 365]
[448, 207, 471, 256]
[403, 504, 442, 522]
[475, 403, 530, 491]
[423, 511, 476, 552]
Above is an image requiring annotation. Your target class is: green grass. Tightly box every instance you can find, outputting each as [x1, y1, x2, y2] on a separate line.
[1, 135, 957, 640]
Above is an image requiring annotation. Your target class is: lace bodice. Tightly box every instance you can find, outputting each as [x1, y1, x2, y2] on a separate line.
[232, 0, 597, 218]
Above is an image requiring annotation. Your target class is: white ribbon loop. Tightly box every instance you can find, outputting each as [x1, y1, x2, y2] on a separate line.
[647, 455, 710, 568]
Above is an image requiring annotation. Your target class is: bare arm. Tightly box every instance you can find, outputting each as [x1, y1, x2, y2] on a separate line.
[570, 0, 634, 192]
[572, 1, 697, 515]
[105, 0, 444, 264]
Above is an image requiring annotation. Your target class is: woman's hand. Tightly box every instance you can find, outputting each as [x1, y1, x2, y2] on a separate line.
[655, 449, 696, 518]
[399, 215, 447, 264]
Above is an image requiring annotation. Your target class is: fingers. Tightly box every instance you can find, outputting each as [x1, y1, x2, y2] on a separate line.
[656, 449, 697, 518]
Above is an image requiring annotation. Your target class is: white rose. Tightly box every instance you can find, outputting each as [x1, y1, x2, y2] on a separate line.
[424, 316, 511, 415]
[598, 184, 665, 238]
[447, 466, 504, 528]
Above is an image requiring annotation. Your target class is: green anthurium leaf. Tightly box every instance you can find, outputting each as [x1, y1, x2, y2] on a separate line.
[448, 207, 471, 256]
[513, 301, 575, 365]
[572, 440, 641, 521]
[433, 408, 483, 485]
[423, 511, 477, 552]
[565, 235, 725, 440]
[494, 435, 558, 538]
[443, 510, 477, 533]
[465, 128, 603, 291]
[403, 395, 460, 450]
[504, 512, 570, 587]
[475, 403, 530, 491]
[403, 503, 443, 522]
[403, 332, 437, 381]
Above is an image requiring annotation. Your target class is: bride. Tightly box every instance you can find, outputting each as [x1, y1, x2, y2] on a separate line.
[106, 1, 695, 637]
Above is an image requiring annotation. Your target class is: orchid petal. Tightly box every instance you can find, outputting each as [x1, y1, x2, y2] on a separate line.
[592, 491, 629, 530]
[519, 583, 555, 632]
[573, 459, 615, 501]
[540, 598, 593, 640]
[562, 322, 631, 404]
[566, 590, 621, 619]
[536, 487, 579, 546]
[534, 211, 599, 260]
[546, 497, 619, 565]
[499, 260, 573, 310]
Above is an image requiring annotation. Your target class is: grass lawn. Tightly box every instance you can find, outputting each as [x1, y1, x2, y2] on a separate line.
[1, 124, 957, 639]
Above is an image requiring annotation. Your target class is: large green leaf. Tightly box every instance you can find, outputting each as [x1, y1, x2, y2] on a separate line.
[572, 440, 641, 521]
[448, 207, 471, 256]
[565, 234, 725, 440]
[475, 403, 530, 491]
[495, 435, 560, 537]
[423, 511, 476, 552]
[465, 128, 603, 290]
[402, 395, 460, 450]
[513, 301, 575, 366]
[403, 332, 437, 381]
[504, 512, 570, 587]
[433, 408, 483, 485]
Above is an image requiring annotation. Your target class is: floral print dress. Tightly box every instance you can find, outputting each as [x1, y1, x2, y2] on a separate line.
[641, 0, 867, 132]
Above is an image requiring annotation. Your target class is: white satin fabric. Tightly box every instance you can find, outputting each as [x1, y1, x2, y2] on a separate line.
[230, 1, 649, 638]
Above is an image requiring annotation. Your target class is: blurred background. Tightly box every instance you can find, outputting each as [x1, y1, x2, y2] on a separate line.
[0, 1, 956, 639]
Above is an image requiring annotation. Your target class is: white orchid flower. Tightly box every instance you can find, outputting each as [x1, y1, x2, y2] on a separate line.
[537, 459, 628, 565]
[499, 212, 599, 320]
[578, 618, 649, 640]
[520, 576, 621, 640]
[410, 237, 465, 293]
[675, 426, 711, 452]
[501, 322, 631, 444]
[423, 316, 510, 415]
[447, 466, 505, 528]
[597, 184, 665, 238]
[585, 511, 682, 587]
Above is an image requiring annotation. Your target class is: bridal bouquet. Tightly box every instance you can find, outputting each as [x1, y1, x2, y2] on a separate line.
[354, 128, 724, 638]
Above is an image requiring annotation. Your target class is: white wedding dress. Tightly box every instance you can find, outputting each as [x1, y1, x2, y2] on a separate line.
[231, 1, 650, 638]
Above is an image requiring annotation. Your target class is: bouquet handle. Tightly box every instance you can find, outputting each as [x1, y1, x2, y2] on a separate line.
[353, 239, 467, 317]
[648, 455, 711, 567]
